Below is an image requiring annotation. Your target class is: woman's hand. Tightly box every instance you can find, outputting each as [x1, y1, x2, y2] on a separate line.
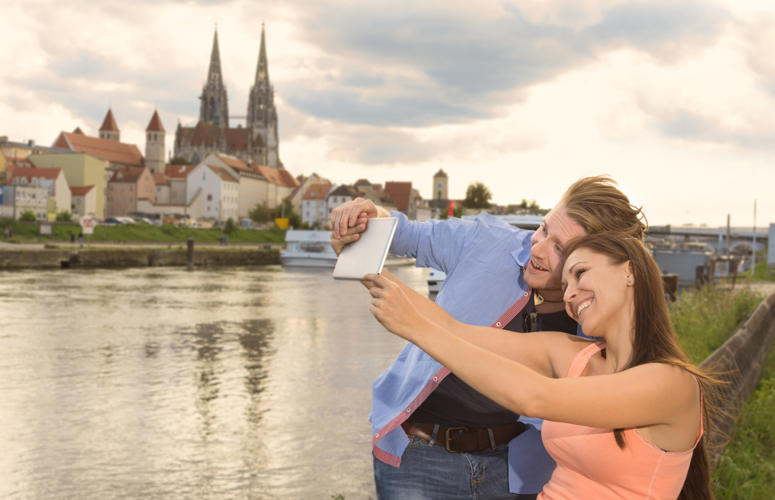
[366, 273, 426, 341]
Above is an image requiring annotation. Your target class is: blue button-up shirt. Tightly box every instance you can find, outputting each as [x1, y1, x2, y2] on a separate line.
[371, 212, 561, 494]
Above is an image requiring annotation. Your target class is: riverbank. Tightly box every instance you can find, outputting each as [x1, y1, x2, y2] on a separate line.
[0, 219, 287, 245]
[0, 246, 280, 269]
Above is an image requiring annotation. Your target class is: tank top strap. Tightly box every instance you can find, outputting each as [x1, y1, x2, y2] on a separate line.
[693, 376, 705, 447]
[566, 341, 606, 378]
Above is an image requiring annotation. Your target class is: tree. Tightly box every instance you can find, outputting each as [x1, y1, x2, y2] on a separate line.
[224, 217, 237, 235]
[56, 211, 73, 222]
[464, 182, 492, 209]
[169, 157, 190, 165]
[20, 209, 36, 222]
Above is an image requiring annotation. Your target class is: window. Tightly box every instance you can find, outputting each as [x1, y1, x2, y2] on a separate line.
[207, 194, 212, 201]
[129, 197, 133, 202]
[129, 185, 133, 191]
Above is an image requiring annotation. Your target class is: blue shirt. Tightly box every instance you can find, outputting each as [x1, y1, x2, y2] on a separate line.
[371, 211, 560, 494]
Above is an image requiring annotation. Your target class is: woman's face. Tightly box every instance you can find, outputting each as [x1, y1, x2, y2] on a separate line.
[562, 248, 632, 336]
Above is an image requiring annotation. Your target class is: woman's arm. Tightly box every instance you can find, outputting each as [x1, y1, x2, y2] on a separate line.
[367, 274, 700, 434]
[369, 271, 579, 377]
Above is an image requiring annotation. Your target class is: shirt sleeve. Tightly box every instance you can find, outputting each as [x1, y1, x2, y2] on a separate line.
[388, 211, 490, 274]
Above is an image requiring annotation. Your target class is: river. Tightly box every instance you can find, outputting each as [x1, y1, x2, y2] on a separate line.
[0, 265, 430, 500]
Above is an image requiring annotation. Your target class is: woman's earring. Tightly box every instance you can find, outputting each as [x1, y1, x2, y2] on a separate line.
[628, 280, 633, 286]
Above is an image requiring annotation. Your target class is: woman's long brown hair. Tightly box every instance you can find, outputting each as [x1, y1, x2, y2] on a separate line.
[566, 232, 722, 500]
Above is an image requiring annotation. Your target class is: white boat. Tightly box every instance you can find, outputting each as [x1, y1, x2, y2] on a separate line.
[281, 230, 338, 267]
[428, 268, 447, 293]
[281, 229, 415, 267]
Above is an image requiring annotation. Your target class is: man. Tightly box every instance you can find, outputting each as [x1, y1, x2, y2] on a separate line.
[330, 176, 646, 499]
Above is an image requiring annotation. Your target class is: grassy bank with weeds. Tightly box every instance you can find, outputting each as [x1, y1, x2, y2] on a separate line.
[734, 260, 775, 284]
[712, 351, 775, 499]
[671, 285, 764, 363]
[669, 285, 774, 498]
[0, 219, 286, 245]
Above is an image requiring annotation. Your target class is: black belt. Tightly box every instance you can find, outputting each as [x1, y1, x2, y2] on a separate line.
[401, 421, 526, 453]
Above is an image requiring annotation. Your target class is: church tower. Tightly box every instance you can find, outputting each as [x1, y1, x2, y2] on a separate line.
[199, 28, 229, 129]
[433, 169, 448, 201]
[247, 24, 280, 168]
[99, 108, 120, 141]
[145, 110, 165, 174]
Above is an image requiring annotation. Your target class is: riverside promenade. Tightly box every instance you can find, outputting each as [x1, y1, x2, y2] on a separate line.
[0, 239, 282, 269]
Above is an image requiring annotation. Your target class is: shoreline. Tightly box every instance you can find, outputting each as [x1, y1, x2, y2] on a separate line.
[0, 246, 280, 269]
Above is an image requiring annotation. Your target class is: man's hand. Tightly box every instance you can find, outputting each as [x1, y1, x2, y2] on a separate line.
[330, 198, 391, 240]
[330, 220, 366, 256]
[366, 273, 427, 342]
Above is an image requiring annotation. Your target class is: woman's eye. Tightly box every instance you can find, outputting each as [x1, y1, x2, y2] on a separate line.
[575, 269, 585, 279]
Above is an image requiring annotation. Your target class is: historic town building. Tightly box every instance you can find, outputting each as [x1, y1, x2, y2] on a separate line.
[175, 26, 281, 169]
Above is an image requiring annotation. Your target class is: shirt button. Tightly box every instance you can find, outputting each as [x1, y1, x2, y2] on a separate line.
[496, 322, 502, 327]
[375, 433, 379, 438]
[432, 376, 438, 382]
[406, 408, 411, 413]
[524, 292, 529, 297]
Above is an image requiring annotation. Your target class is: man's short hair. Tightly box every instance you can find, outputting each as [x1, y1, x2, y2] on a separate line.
[560, 176, 647, 241]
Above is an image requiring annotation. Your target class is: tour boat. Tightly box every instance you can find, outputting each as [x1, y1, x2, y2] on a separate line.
[281, 229, 415, 267]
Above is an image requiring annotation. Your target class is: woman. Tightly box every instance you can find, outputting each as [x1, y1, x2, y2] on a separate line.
[365, 232, 719, 500]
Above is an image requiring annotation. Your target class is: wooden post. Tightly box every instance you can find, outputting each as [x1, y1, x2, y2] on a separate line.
[187, 238, 194, 271]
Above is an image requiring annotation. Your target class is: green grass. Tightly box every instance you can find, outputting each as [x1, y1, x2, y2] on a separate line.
[670, 285, 764, 363]
[670, 286, 775, 498]
[712, 350, 775, 499]
[0, 219, 286, 244]
[734, 260, 775, 284]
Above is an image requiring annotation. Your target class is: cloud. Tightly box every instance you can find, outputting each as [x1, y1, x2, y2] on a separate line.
[281, 0, 731, 129]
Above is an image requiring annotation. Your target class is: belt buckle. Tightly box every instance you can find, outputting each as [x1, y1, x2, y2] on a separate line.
[445, 427, 468, 453]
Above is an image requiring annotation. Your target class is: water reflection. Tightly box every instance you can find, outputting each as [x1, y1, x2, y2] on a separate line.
[0, 265, 427, 500]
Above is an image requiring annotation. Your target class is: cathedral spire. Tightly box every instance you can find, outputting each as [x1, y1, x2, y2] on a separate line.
[254, 23, 269, 84]
[199, 27, 229, 129]
[247, 23, 279, 168]
[208, 28, 224, 88]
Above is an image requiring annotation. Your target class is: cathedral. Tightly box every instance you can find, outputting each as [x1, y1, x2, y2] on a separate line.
[174, 26, 282, 169]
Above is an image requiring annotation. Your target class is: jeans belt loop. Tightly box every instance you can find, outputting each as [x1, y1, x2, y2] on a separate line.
[488, 428, 496, 449]
[429, 424, 440, 448]
[445, 427, 467, 453]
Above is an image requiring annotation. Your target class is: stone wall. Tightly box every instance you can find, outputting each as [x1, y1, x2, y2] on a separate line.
[0, 248, 280, 269]
[700, 291, 775, 464]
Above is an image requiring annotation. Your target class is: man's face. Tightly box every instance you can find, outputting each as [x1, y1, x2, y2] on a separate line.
[524, 205, 587, 292]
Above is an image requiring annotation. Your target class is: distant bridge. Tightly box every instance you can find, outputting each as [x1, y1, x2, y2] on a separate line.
[648, 226, 768, 254]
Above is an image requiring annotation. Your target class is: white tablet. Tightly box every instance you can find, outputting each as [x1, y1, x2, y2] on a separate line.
[332, 217, 398, 281]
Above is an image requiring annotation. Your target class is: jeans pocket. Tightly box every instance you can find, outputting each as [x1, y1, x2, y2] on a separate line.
[406, 436, 425, 449]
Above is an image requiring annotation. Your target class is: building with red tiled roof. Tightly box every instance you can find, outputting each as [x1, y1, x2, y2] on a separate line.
[287, 172, 330, 214]
[53, 131, 144, 169]
[184, 162, 239, 221]
[152, 172, 170, 204]
[70, 185, 97, 217]
[383, 182, 413, 213]
[106, 166, 155, 216]
[301, 183, 333, 227]
[164, 164, 195, 206]
[6, 164, 72, 217]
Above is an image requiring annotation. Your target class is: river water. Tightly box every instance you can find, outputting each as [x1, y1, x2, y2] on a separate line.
[0, 265, 429, 500]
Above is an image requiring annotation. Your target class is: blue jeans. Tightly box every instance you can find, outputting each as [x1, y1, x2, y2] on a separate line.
[373, 437, 538, 500]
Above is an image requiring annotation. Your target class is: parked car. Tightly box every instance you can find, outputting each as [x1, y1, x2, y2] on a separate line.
[102, 217, 124, 225]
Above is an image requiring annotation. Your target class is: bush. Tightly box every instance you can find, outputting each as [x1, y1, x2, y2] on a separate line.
[55, 210, 73, 222]
[224, 217, 237, 235]
[19, 210, 36, 222]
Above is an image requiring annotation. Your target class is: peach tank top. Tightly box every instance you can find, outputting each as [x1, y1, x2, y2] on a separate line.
[538, 342, 702, 500]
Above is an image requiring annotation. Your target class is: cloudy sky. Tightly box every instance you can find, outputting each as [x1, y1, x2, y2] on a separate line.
[2, 0, 775, 226]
